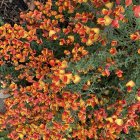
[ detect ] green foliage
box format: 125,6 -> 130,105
0,17 -> 4,26
119,128 -> 140,140
0,130 -> 11,140
0,0 -> 139,139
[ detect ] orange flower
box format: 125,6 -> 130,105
111,40 -> 118,46
16,54 -> 22,59
97,18 -> 105,26
109,47 -> 117,55
59,39 -> 66,45
78,111 -> 86,123
130,32 -> 140,41
115,70 -> 123,78
64,50 -> 71,55
102,9 -> 112,15
9,82 -> 17,90
102,69 -> 110,77
67,35 -> 74,42
49,59 -> 55,66
138,49 -> 140,54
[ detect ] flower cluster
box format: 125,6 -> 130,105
0,0 -> 140,140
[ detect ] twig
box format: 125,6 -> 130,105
0,0 -> 5,8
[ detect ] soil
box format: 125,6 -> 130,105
0,0 -> 46,26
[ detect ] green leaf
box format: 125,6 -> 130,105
0,130 -> 8,137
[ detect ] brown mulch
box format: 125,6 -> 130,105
0,0 -> 46,26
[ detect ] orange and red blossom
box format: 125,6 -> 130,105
97,16 -> 112,26
109,47 -> 117,55
126,80 -> 135,87
130,31 -> 140,41
111,19 -> 119,28
126,80 -> 135,92
133,5 -> 140,18
125,0 -> 133,7
111,40 -> 118,47
115,69 -> 123,78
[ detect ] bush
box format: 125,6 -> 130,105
0,0 -> 140,139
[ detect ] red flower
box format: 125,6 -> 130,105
127,86 -> 132,92
116,0 -> 121,5
125,0 -> 132,7
49,59 -> 55,66
97,18 -> 105,26
133,5 -> 140,18
102,69 -> 110,77
111,19 -> 119,28
111,40 -> 118,46
130,31 -> 140,41
115,70 -> 123,78
109,47 -> 117,55
123,126 -> 129,134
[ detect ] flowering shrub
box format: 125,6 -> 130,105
0,0 -> 140,140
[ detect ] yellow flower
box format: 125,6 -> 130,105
138,49 -> 140,54
39,80 -> 45,88
83,0 -> 87,2
55,81 -> 60,86
106,117 -> 113,123
85,26 -> 90,34
93,34 -> 99,41
73,75 -> 81,84
61,60 -> 68,69
104,16 -> 113,26
68,35 -> 74,42
86,39 -> 93,46
105,2 -> 114,9
49,30 -> 56,37
136,95 -> 140,101
115,119 -> 123,126
126,80 -> 135,87
59,69 -> 65,74
87,80 -> 91,86
91,28 -> 100,34
18,133 -> 24,139
80,99 -> 85,107
66,73 -> 72,79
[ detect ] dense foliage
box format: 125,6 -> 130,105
0,0 -> 140,139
